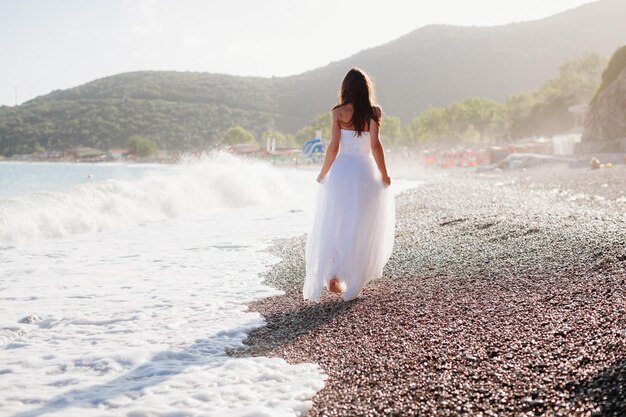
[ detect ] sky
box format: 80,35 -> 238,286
0,0 -> 595,106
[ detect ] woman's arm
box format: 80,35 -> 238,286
317,108 -> 341,183
370,106 -> 391,187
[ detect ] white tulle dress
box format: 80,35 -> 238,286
303,129 -> 395,302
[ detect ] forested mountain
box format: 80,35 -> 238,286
1,0 -> 625,155
312,0 -> 626,122
0,73 -> 280,154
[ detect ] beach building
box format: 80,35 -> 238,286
108,148 -> 127,161
65,147 -> 106,161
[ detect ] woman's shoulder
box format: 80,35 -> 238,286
372,104 -> 383,117
332,103 -> 352,112
331,103 -> 352,121
331,106 -> 342,121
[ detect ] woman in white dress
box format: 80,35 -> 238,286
303,68 -> 395,302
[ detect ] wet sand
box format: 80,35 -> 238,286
233,164 -> 626,416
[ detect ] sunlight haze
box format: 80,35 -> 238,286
1,1 -> 626,415
0,0 -> 596,106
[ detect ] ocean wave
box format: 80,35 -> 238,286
0,152 -> 290,243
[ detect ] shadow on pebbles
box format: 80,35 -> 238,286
230,170 -> 626,417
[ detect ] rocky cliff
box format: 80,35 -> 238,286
581,47 -> 626,153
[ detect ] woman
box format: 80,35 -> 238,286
303,68 -> 395,302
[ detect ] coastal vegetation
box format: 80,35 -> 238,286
222,126 -> 257,146
505,53 -> 606,139
261,129 -> 298,148
0,53 -> 607,156
0,83 -> 277,156
1,0 -> 624,157
127,135 -> 157,157
291,53 -> 607,146
293,113 -> 331,145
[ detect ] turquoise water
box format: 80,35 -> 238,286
0,162 -> 166,198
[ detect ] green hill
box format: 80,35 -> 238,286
1,0 -> 625,155
284,0 -> 625,123
0,72 -> 280,155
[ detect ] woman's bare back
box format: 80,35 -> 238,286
336,103 -> 382,132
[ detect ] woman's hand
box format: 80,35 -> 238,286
382,175 -> 391,187
317,173 -> 325,183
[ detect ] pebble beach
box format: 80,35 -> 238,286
234,163 -> 626,416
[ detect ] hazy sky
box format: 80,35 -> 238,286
0,0 -> 595,106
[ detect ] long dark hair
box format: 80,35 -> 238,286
333,68 -> 380,136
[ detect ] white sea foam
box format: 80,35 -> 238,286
0,153 -> 289,243
0,227 -> 326,416
0,155 -> 329,416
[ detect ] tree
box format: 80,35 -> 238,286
403,53 -> 606,144
127,135 -> 157,157
380,115 -> 403,146
33,142 -> 45,153
222,126 -> 256,145
407,107 -> 449,144
541,53 -> 606,103
406,97 -> 505,145
294,113 -> 331,144
506,53 -> 606,138
262,129 -> 297,148
449,97 -> 505,142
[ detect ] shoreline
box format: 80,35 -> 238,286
233,165 -> 626,416
0,156 -> 322,170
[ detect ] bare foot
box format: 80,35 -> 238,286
329,278 -> 343,295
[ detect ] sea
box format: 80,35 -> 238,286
0,153 -> 416,417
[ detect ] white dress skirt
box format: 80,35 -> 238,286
303,129 -> 396,301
